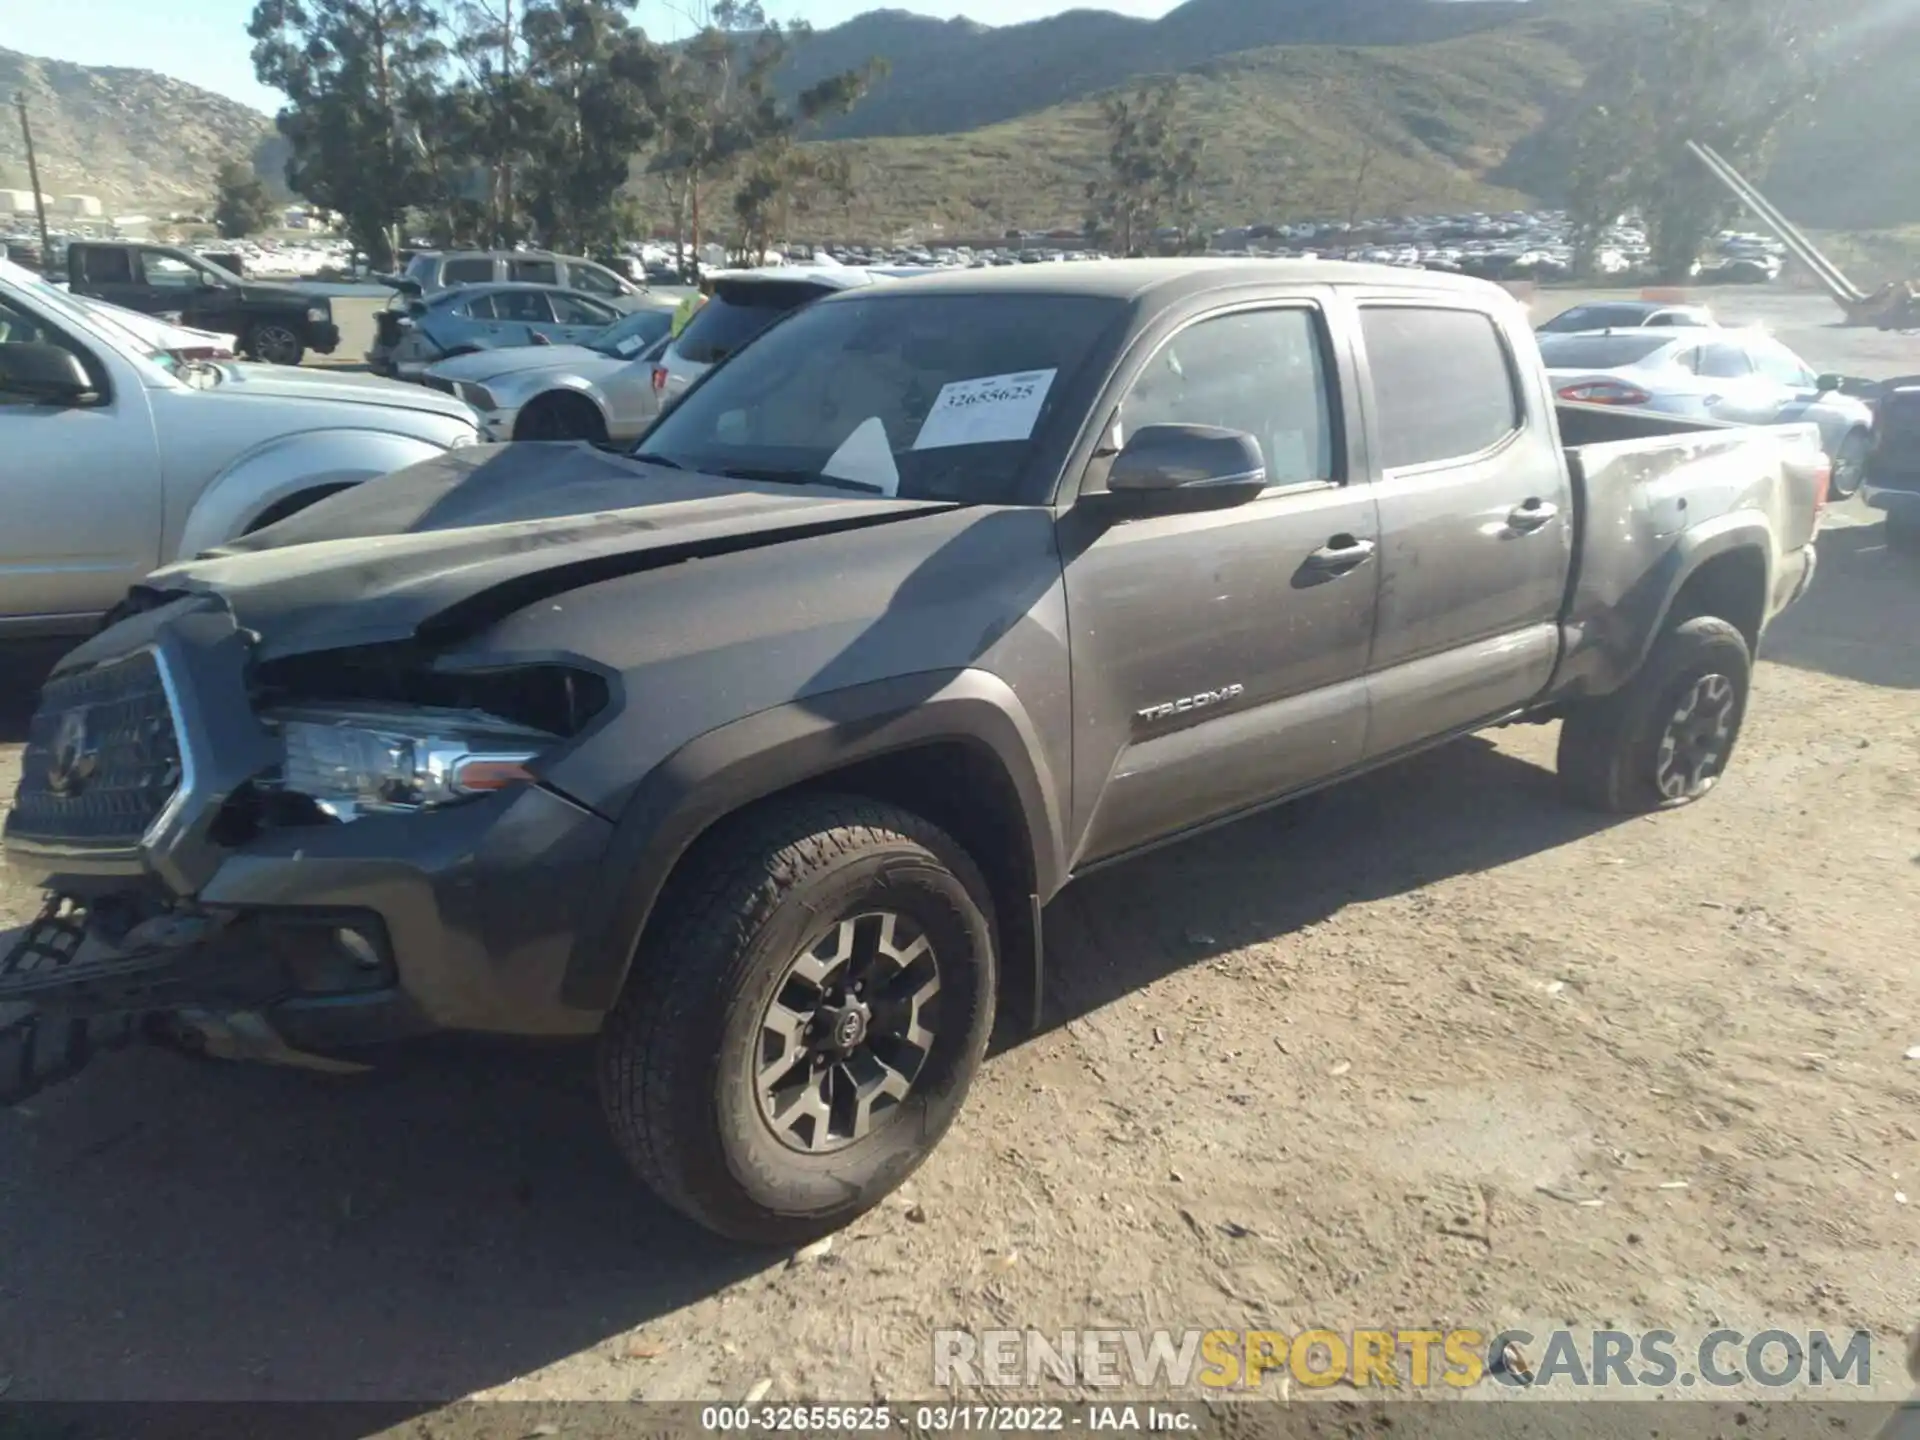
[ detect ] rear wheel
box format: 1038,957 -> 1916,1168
514,392 -> 609,444
598,795 -> 997,1245
245,323 -> 305,366
1558,616 -> 1752,813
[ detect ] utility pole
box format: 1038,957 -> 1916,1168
14,92 -> 53,274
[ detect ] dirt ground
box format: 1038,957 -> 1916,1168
0,292 -> 1917,1410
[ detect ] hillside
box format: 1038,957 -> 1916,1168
4,0 -> 1916,235
0,46 -> 272,213
784,0 -> 1544,142
769,23 -> 1584,239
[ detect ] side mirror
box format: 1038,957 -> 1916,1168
0,343 -> 96,405
1816,373 -> 1843,394
1103,424 -> 1267,513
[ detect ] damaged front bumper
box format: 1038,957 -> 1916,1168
2,594 -> 617,1104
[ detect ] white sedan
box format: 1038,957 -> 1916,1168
1540,327 -> 1876,496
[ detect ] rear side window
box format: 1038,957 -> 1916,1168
1360,306 -> 1522,469
456,293 -> 496,319
1693,344 -> 1752,379
675,281 -> 835,365
510,258 -> 560,286
551,291 -> 618,325
442,257 -> 495,285
493,289 -> 555,323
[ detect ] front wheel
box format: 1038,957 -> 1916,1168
1558,616 -> 1753,813
598,795 -> 998,1244
1829,429 -> 1870,501
245,323 -> 306,366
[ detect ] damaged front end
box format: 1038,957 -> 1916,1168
2,589 -> 619,1106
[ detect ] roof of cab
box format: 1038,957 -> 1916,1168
809,257 -> 1513,307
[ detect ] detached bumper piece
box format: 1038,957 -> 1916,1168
0,900 -> 156,1106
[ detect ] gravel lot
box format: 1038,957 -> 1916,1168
1,290 -> 1916,1408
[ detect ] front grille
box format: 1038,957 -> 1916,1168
9,651 -> 185,847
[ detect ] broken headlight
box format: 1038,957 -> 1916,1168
267,705 -> 555,821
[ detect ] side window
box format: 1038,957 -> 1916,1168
1114,308 -> 1335,487
569,263 -> 627,297
550,292 -> 618,325
1359,306 -> 1521,469
0,296 -> 100,407
494,290 -> 555,323
457,294 -> 496,320
442,257 -> 495,286
510,258 -> 561,286
78,248 -> 135,285
140,254 -> 202,290
1696,344 -> 1753,379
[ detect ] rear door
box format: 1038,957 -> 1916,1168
1353,297 -> 1572,757
1684,341 -> 1776,424
68,246 -> 152,313
488,288 -> 558,345
1063,296 -> 1382,865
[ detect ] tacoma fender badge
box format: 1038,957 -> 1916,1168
1137,684 -> 1246,724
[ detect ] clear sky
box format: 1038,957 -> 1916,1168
9,0 -> 1184,114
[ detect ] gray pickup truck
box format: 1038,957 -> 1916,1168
2,261 -> 1826,1243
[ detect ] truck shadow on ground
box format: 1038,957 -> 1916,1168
1027,733 -> 1615,1042
1761,517 -> 1920,690
0,732 -> 1614,1408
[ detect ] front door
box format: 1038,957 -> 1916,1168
0,291 -> 162,629
1352,301 -> 1574,756
1062,301 -> 1381,867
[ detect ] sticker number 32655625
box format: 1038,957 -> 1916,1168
912,369 -> 1058,452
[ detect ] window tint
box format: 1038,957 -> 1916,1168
675,281 -> 837,365
77,248 -> 135,285
456,293 -> 496,319
1361,306 -> 1521,469
1695,343 -> 1752,379
1749,340 -> 1811,386
492,290 -> 554,323
510,258 -> 560,286
442,257 -> 495,285
550,291 -> 618,325
1116,308 -> 1335,487
569,263 -> 627,296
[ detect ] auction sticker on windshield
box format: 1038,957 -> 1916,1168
913,370 -> 1057,451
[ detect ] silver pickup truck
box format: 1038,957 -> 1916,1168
0,261 -> 478,642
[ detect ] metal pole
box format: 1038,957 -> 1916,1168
15,93 -> 53,274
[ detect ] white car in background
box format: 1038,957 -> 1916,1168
1540,327 -> 1877,497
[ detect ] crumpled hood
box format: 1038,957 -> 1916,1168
146,442 -> 958,660
202,361 -> 476,422
427,345 -> 607,384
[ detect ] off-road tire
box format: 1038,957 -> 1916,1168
598,795 -> 998,1245
1558,616 -> 1753,814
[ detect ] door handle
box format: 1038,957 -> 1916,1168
1303,535 -> 1377,572
1507,499 -> 1558,533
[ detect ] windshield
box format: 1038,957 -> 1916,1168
1538,333 -> 1674,369
635,291 -> 1125,503
590,307 -> 675,359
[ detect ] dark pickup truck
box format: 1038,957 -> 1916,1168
64,241 -> 341,365
1,261 -> 1827,1243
